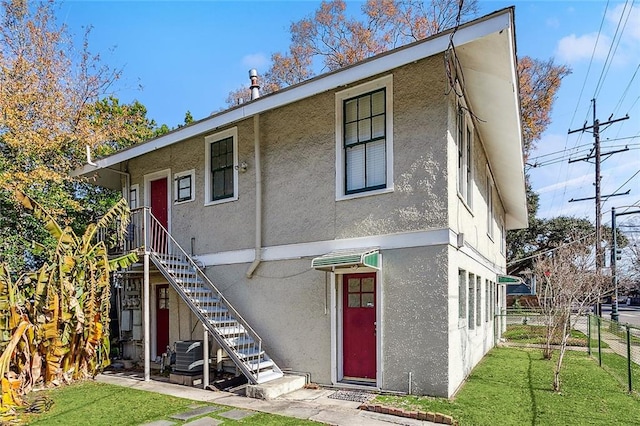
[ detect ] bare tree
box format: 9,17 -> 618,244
534,234 -> 609,392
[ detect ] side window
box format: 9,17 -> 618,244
458,269 -> 467,320
205,128 -> 238,205
457,103 -> 473,208
336,75 -> 393,200
476,275 -> 482,327
174,170 -> 195,204
468,272 -> 475,329
485,279 -> 490,322
487,171 -> 494,239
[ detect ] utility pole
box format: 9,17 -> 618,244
568,98 -> 629,316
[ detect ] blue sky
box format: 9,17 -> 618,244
58,1 -> 640,226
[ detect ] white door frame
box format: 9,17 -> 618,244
330,264 -> 383,388
143,169 -> 172,233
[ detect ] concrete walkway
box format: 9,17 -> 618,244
96,372 -> 436,425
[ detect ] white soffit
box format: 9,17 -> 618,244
456,26 -> 528,230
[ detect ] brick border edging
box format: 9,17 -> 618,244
358,403 -> 456,425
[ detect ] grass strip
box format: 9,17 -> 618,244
21,381 -> 318,425
376,347 -> 639,425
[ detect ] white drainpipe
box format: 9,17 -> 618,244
246,113 -> 262,278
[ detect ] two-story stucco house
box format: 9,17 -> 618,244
75,7 -> 527,398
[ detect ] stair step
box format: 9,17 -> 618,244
208,317 -> 238,326
216,325 -> 246,336
225,336 -> 255,347
236,346 -> 265,359
246,359 -> 275,371
175,277 -> 204,285
255,370 -> 284,384
192,296 -> 221,305
199,306 -> 228,315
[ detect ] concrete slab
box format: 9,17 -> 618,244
169,406 -> 220,421
184,417 -> 223,426
246,375 -> 306,400
218,409 -> 255,420
96,374 -> 439,425
139,421 -> 176,426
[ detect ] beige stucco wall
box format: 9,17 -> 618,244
119,53 -> 511,396
203,259 -> 333,384
380,245 -> 450,396
126,54 -> 449,254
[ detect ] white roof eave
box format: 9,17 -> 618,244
73,8 -> 527,229
73,9 -> 514,176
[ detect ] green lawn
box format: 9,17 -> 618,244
502,324 -> 590,347
376,347 -> 640,426
21,381 -> 318,425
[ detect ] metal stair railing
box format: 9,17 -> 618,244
128,207 -> 281,384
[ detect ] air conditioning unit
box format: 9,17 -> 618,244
173,340 -> 203,373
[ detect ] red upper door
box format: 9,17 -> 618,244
150,178 -> 168,229
343,273 -> 377,380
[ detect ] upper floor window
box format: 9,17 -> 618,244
174,170 -> 195,204
336,75 -> 393,200
457,104 -> 473,208
205,128 -> 238,205
487,171 -> 494,239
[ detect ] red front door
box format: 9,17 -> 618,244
156,285 -> 169,356
343,273 -> 377,380
150,178 -> 168,228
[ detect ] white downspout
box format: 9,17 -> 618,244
246,113 -> 262,278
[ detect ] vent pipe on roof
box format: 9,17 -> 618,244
249,69 -> 260,100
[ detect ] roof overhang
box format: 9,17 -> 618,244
72,8 -> 527,229
311,248 -> 380,271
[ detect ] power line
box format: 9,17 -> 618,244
593,0 -> 633,99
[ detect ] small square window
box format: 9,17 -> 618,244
174,170 -> 195,204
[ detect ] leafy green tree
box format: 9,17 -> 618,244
0,1 -> 167,270
0,191 -> 136,415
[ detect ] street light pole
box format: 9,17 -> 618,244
610,207 -> 640,322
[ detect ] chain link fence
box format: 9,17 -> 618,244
495,311 -> 640,394
495,310 -> 589,346
586,315 -> 640,393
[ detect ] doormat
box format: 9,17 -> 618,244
327,390 -> 376,403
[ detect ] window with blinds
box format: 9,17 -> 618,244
344,89 -> 387,194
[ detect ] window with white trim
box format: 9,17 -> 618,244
205,128 -> 238,205
336,75 -> 393,200
457,104 -> 473,207
458,269 -> 466,320
485,279 -> 490,322
468,272 -> 475,329
476,275 -> 482,327
174,170 -> 195,204
129,184 -> 139,209
487,171 -> 494,239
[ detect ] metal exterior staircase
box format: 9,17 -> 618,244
128,207 -> 283,384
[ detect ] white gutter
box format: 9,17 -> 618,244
246,113 -> 262,278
